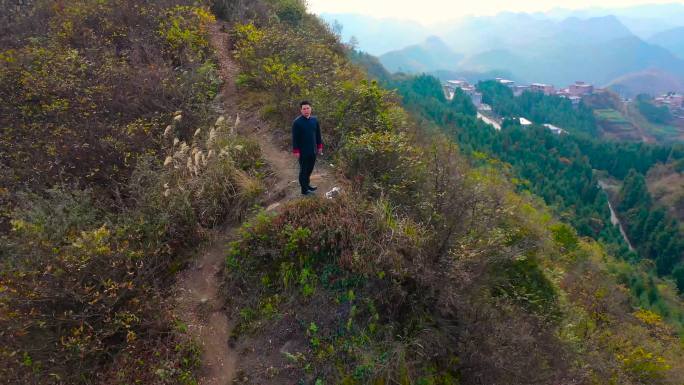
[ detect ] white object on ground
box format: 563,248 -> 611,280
325,187 -> 341,199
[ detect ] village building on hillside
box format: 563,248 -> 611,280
519,117 -> 533,126
513,85 -> 530,97
444,78 -> 597,114
443,80 -> 483,108
654,92 -> 684,119
544,123 -> 568,135
557,81 -> 595,105
496,78 -> 515,87
470,92 -> 483,108
530,83 -> 555,95
654,93 -> 684,109
569,81 -> 594,96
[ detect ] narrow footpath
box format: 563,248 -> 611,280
173,20 -> 337,385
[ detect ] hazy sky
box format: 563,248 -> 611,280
307,0 -> 684,24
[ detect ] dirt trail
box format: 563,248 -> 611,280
207,21 -> 336,205
173,21 -> 337,385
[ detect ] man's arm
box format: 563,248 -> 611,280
315,119 -> 323,154
292,120 -> 300,157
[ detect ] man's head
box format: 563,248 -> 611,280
300,101 -> 312,118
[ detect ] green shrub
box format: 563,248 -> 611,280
159,5 -> 216,65
617,346 -> 672,382
550,223 -> 579,252
493,257 -> 560,318
231,20 -> 386,147
268,0 -> 306,26
339,131 -> 425,208
672,263 -> 684,292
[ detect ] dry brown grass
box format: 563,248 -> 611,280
647,163 -> 684,222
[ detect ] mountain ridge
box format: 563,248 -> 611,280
649,26 -> 684,60
379,35 -> 463,73
377,15 -> 684,95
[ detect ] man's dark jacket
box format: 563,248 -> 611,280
292,115 -> 323,156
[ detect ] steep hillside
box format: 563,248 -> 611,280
0,1 -> 265,383
215,1 -> 684,384
607,69 -> 684,98
3,1 -> 684,384
647,163 -> 684,223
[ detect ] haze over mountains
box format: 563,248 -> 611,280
321,3 -> 684,96
378,36 -> 463,73
649,27 -> 684,59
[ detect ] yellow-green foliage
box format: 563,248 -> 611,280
231,18 -> 377,146
340,131 -> 425,206
267,0 -> 306,25
0,112 -> 264,384
159,5 -> 216,64
222,2 -> 684,384
0,0 -> 220,217
618,346 -> 672,382
634,309 -> 664,326
556,239 -> 684,383
0,1 -> 264,383
0,191 -> 196,383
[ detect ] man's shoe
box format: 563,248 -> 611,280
307,185 -> 317,191
302,190 -> 316,196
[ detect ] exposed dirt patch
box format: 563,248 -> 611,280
175,235 -> 237,385
647,163 -> 684,222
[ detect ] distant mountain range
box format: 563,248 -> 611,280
458,33 -> 684,89
543,3 -> 684,38
320,5 -> 684,96
378,36 -> 463,73
649,27 -> 684,60
607,69 -> 684,98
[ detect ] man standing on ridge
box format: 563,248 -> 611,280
292,100 -> 323,195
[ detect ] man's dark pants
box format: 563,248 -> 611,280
298,154 -> 316,194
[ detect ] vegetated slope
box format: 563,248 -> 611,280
0,1 -> 266,383
607,69 -> 684,99
385,71 -> 684,303
647,163 -> 684,223
584,89 -> 684,144
218,1 -> 684,384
